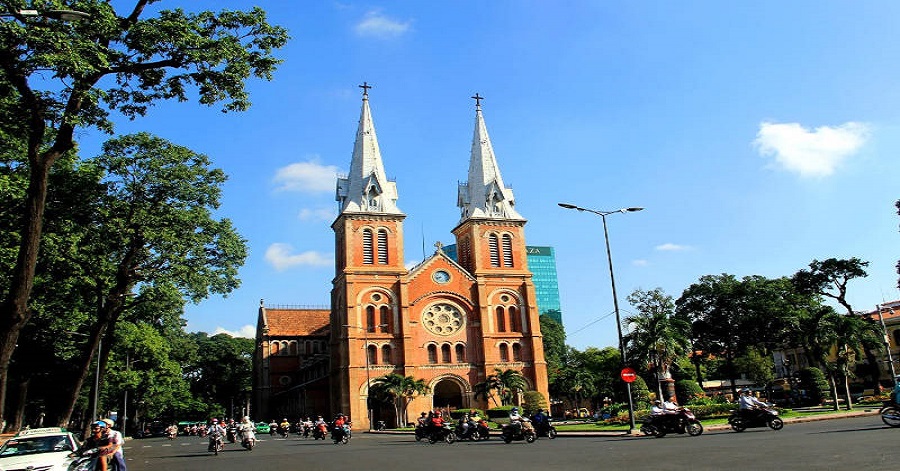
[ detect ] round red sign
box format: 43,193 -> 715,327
620,367 -> 637,383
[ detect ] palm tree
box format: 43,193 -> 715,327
821,313 -> 883,410
473,379 -> 501,408
492,368 -> 528,405
624,288 -> 691,401
370,374 -> 430,428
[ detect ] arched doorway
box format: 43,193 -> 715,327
432,379 -> 464,411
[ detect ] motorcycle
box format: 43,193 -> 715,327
455,421 -> 480,441
332,424 -> 350,444
414,424 -> 428,442
207,433 -> 224,455
67,447 -> 120,471
879,401 -> 900,427
374,420 -> 387,431
313,423 -> 328,440
500,421 -> 536,444
166,428 -> 178,440
533,418 -> 557,439
241,429 -> 256,451
728,406 -> 784,432
640,408 -> 704,438
269,423 -> 278,436
226,425 -> 237,443
278,424 -> 290,438
426,424 -> 457,444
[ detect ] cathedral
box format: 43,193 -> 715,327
253,87 -> 549,429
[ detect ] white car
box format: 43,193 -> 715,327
0,426 -> 79,470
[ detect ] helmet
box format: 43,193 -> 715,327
211,418 -> 218,423
742,388 -> 751,393
101,418 -> 114,427
511,407 -> 518,412
435,411 -> 442,417
93,420 -> 107,428
420,412 -> 427,417
243,416 -> 250,422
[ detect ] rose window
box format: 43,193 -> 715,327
422,303 -> 464,336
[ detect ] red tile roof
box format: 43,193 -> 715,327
263,308 -> 330,337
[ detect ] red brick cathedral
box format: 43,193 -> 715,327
254,88 -> 548,429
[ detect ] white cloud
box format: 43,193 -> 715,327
754,121 -> 870,177
298,207 -> 335,222
273,159 -> 340,193
655,243 -> 690,251
632,259 -> 649,266
265,243 -> 332,271
354,10 -> 411,38
213,325 -> 256,338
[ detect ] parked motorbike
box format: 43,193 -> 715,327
533,418 -> 557,439
640,408 -> 704,438
880,401 -> 900,427
427,424 -> 457,444
500,422 -> 536,444
728,406 -> 784,432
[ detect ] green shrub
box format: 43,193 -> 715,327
630,376 -> 651,409
487,406 -> 516,424
676,380 -> 705,404
799,367 -> 830,404
522,391 -> 548,415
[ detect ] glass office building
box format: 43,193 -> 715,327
443,244 -> 563,326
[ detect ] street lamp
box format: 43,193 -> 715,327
1,9 -> 91,21
343,323 -> 388,431
558,202 -> 643,433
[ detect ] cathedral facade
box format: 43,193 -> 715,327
254,89 -> 548,429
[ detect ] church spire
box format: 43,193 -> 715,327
336,83 -> 402,215
457,93 -> 523,222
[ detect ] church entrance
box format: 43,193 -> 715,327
432,379 -> 464,411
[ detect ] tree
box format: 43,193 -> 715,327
539,315 -> 566,384
793,258 -> 869,316
819,313 -> 882,410
624,288 -> 691,401
0,0 -> 287,426
491,368 -> 528,406
369,374 -> 429,428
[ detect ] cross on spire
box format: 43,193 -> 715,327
434,241 -> 444,252
359,81 -> 372,98
471,93 -> 484,109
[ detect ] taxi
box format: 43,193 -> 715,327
0,427 -> 79,470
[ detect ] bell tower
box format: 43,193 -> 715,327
331,83 -> 406,428
453,93 -> 548,399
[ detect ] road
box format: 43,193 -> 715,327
123,416 -> 898,471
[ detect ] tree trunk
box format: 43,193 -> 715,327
10,379 -> 29,432
828,374 -> 839,410
57,324 -> 107,427
842,373 -> 853,411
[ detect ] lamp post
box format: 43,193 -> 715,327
343,323 -> 388,431
876,304 -> 898,388
558,202 -> 643,432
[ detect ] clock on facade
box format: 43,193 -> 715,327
432,270 -> 450,283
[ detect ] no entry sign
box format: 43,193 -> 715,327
620,367 -> 637,383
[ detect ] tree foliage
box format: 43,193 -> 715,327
0,0 -> 287,428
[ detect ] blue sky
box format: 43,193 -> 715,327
83,1 -> 899,350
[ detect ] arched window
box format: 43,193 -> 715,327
512,343 -> 522,361
893,329 -> 900,347
427,345 -> 438,364
367,344 -> 378,365
289,341 -> 298,355
366,306 -> 376,332
455,344 -> 466,363
502,234 -> 514,267
508,305 -> 519,332
460,237 -> 471,271
270,342 -> 280,356
377,229 -> 388,264
381,345 -> 392,364
496,306 -> 506,332
489,234 -> 500,267
441,344 -> 452,363
499,344 -> 509,362
362,229 -> 374,264
380,305 -> 391,333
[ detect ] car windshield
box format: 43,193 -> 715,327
0,436 -> 73,457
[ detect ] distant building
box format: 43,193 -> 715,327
253,90 -> 549,429
859,300 -> 900,387
444,244 -> 563,326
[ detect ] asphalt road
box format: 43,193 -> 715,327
123,416 -> 899,471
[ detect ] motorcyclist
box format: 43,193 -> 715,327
531,408 -> 548,431
739,388 -> 767,420
651,400 -> 666,416
416,412 -> 428,427
71,421 -> 113,471
166,423 -> 178,438
239,416 -> 256,447
458,413 -> 471,437
508,407 -> 531,435
207,418 -> 226,452
279,418 -> 291,436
